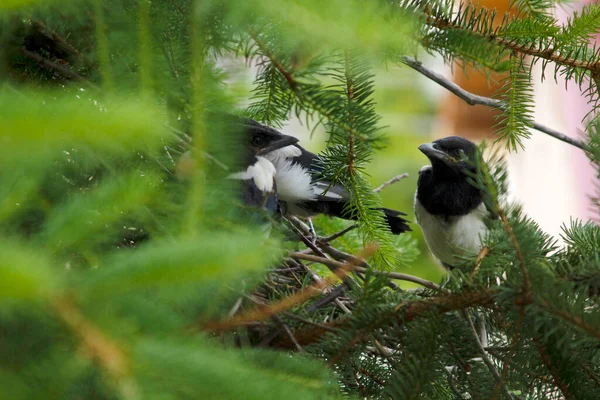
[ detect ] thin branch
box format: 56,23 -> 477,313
289,251 -> 443,292
274,315 -> 304,352
204,246 -> 375,332
423,7 -> 600,76
20,47 -> 101,90
463,311 -> 514,399
399,56 -> 587,151
272,289 -> 496,349
538,300 -> 600,341
282,312 -> 342,332
320,224 -> 358,243
373,173 -> 409,193
354,266 -> 444,292
533,337 -> 573,400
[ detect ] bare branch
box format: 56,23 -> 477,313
399,56 -> 588,151
374,173 -> 409,193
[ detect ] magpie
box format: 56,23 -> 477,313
226,120 -> 299,216
414,136 -> 495,269
237,118 -> 411,234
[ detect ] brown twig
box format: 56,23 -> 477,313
373,173 -> 409,193
462,311 -> 514,399
354,266 -> 444,292
274,315 -> 304,352
399,56 -> 587,151
423,5 -> 600,77
272,289 -> 496,350
538,300 -> 600,341
320,224 -> 358,243
204,246 -> 376,332
20,47 -> 100,90
534,337 -> 573,400
326,290 -> 496,364
282,312 -> 342,332
289,252 -> 443,292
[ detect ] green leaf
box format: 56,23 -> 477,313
0,90 -> 171,161
0,240 -> 58,302
135,338 -> 339,400
42,171 -> 163,252
77,232 -> 280,297
0,0 -> 40,9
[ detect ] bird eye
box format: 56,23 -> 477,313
251,135 -> 264,147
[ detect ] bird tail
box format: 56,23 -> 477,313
379,207 -> 411,234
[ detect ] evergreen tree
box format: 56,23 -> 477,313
1,0 -> 600,399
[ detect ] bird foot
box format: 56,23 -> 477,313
306,218 -> 318,244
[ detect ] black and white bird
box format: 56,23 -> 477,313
414,136 -> 495,269
238,118 -> 411,234
226,119 -> 299,217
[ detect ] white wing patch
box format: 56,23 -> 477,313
414,195 -> 488,266
264,149 -> 316,202
311,181 -> 344,199
418,165 -> 432,175
227,156 -> 276,192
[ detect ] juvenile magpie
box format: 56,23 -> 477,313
238,118 -> 411,234
414,136 -> 495,269
226,120 -> 299,215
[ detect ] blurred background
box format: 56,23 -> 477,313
221,0 -> 599,284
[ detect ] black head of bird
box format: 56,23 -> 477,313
417,136 -> 478,180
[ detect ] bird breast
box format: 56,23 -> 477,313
414,197 -> 488,267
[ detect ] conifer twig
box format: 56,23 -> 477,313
289,252 -> 443,291
20,47 -> 101,90
320,224 -> 358,242
463,311 -> 514,399
422,7 -> 600,77
533,337 -> 573,400
373,173 -> 409,193
399,56 -> 587,151
204,246 -> 375,332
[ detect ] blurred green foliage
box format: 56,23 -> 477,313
3,0 -> 600,399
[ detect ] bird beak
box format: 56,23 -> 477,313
259,134 -> 299,154
418,143 -> 454,164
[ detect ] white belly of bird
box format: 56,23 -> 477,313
414,199 -> 488,267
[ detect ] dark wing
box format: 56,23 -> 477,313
292,147 -> 410,234
291,146 -> 351,202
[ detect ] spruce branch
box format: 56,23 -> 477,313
538,299 -> 600,341
271,289 -> 496,350
463,311 -> 514,400
533,337 -> 574,400
398,56 -> 587,151
52,296 -> 141,400
420,2 -> 600,76
19,47 -> 100,90
246,30 -> 376,146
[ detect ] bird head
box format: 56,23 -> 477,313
246,125 -> 299,156
211,113 -> 299,168
418,136 -> 478,177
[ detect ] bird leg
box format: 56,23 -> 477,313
306,217 -> 317,243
